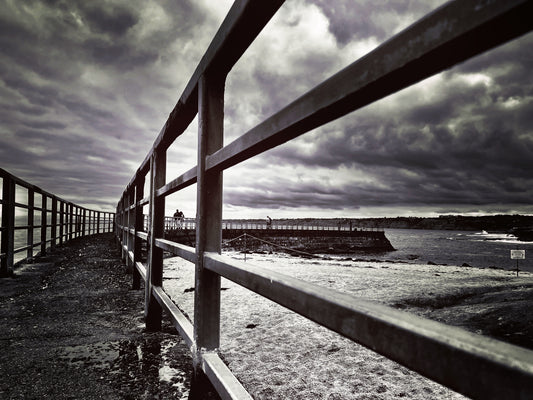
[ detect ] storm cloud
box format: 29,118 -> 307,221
1,0 -> 532,218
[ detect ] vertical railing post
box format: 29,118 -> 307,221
68,203 -> 73,241
87,209 -> 90,236
97,211 -> 101,235
126,188 -> 133,272
1,173 -> 15,277
73,206 -> 77,238
193,73 -> 224,383
73,206 -> 77,237
145,149 -> 166,330
121,195 -> 127,262
115,203 -> 121,251
59,201 -> 64,245
82,209 -> 87,237
51,196 -> 57,249
27,188 -> 34,260
133,176 -> 145,290
79,207 -> 83,237
40,194 -> 47,255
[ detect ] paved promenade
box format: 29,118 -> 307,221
0,234 -> 194,399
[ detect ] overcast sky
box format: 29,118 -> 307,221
1,0 -> 532,219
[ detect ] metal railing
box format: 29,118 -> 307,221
162,216 -> 383,232
115,1 -> 533,399
0,168 -> 115,276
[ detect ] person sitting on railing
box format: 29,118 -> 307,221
266,216 -> 272,229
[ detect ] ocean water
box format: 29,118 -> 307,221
373,228 -> 533,272
226,228 -> 533,272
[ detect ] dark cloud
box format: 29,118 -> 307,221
238,30 -> 533,213
81,5 -> 138,36
1,0 -> 531,216
308,0 -> 444,45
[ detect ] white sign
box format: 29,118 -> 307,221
510,250 -> 525,260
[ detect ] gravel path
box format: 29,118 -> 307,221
0,234 -> 194,400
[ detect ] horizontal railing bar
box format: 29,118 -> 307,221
13,224 -> 60,230
136,231 -> 148,241
154,238 -> 196,264
14,245 -> 32,254
0,169 -> 98,211
125,0 -> 285,190
204,252 -> 533,400
202,353 -> 253,400
152,285 -> 194,347
140,196 -> 150,206
206,0 -> 533,173
12,235 -> 66,254
135,261 -> 147,282
156,166 -> 197,198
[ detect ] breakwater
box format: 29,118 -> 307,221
165,227 -> 394,254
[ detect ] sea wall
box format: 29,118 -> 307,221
222,231 -> 394,254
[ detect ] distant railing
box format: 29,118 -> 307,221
162,216 -> 384,232
0,168 -> 115,276
115,1 -> 533,399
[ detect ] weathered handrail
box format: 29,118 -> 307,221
115,1 -> 533,399
0,168 -> 115,276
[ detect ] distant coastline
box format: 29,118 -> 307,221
226,215 -> 533,240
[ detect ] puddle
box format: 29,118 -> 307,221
158,340 -> 190,397
58,335 -> 192,398
59,342 -> 119,369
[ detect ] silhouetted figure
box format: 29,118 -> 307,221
173,209 -> 184,229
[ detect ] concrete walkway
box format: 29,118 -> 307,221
0,234 -> 193,400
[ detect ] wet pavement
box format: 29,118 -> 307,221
0,234 -> 193,399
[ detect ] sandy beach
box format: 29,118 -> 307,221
164,252 -> 533,399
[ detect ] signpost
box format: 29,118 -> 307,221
510,249 -> 525,276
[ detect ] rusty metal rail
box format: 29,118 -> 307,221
0,168 -> 114,276
115,1 -> 533,399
